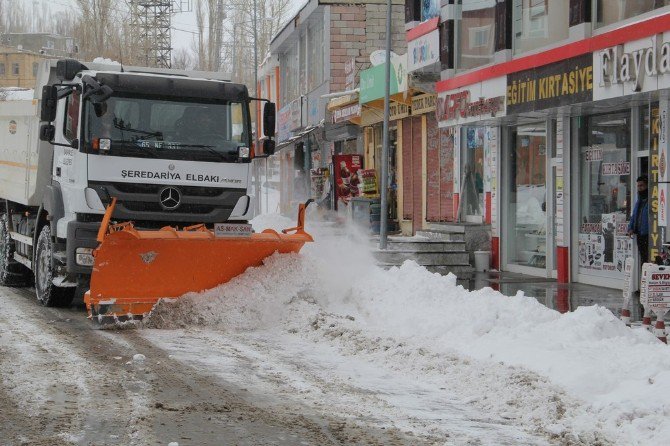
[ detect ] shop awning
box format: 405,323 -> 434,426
328,93 -> 362,125
275,120 -> 325,151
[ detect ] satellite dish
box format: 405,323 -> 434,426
370,49 -> 398,66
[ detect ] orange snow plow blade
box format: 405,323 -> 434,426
85,198 -> 313,321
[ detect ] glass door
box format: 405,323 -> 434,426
461,127 -> 485,222
505,122 -> 548,273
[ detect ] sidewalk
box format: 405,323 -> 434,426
457,271 -> 641,319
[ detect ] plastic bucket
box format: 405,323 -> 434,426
474,250 -> 491,272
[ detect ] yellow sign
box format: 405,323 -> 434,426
411,93 -> 436,115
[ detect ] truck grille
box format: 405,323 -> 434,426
109,182 -> 224,198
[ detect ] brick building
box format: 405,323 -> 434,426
263,0 -> 405,214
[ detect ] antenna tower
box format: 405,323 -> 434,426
128,1 -> 191,68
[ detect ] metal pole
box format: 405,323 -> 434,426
253,0 -> 261,214
379,0 -> 392,250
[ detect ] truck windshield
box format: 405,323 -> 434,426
84,94 -> 249,162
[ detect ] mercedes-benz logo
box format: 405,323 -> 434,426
159,187 -> 181,210
168,163 -> 175,171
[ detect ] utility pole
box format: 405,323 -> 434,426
253,0 -> 261,214
379,0 -> 392,250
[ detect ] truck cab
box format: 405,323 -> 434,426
0,59 -> 276,306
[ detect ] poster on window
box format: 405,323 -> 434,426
578,233 -> 605,270
614,236 -> 633,273
333,154 -> 362,209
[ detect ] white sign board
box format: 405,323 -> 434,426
660,100 -> 669,227
622,257 -> 635,302
407,28 -> 440,72
642,264 -> 670,314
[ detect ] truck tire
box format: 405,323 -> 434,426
34,225 -> 74,307
0,214 -> 32,286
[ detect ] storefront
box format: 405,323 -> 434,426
434,14 -> 670,289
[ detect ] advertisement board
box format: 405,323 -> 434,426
333,154 -> 363,209
506,53 -> 593,114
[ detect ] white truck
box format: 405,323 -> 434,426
0,58 -> 276,307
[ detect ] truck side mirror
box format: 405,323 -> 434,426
263,102 -> 275,138
40,85 -> 58,122
39,124 -> 55,142
261,138 -> 275,157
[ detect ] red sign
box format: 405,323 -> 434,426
333,154 -> 362,209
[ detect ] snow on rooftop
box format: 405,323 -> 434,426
91,57 -> 121,66
146,212 -> 670,444
0,87 -> 34,101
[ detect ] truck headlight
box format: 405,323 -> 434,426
238,146 -> 250,159
76,247 -> 95,266
99,138 -> 111,153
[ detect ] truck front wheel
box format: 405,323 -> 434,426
34,225 -> 74,307
0,214 -> 32,286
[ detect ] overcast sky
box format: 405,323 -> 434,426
44,0 -> 305,52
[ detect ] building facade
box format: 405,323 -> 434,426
265,0 -> 405,214
0,33 -> 77,88
403,0 -> 670,290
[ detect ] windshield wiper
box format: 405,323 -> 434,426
175,144 -> 230,161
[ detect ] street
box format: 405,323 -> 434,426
0,284 -> 574,446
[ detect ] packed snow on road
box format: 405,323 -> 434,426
137,212 -> 670,445
2,211 -> 669,445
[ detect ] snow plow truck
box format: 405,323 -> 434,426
0,59 -> 312,321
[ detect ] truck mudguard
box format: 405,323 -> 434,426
42,183 -> 64,232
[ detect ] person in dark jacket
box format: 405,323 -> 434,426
627,175 -> 649,264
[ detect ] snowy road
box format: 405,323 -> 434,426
2,216 -> 669,445
1,285 -> 552,446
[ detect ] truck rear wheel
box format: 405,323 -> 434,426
0,214 -> 32,286
34,225 -> 74,307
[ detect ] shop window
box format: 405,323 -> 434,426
512,0 -> 568,55
594,0 -> 670,29
506,123 -> 547,269
577,112 -> 632,277
12,63 -> 19,75
307,20 -> 324,91
456,1 -> 496,71
0,63 -> 5,75
421,0 -> 439,21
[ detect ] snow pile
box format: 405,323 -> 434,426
91,57 -> 121,66
147,213 -> 670,444
0,87 -> 34,101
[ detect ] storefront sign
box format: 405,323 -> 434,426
601,161 -> 630,175
332,103 -> 361,123
660,101 -> 670,228
411,93 -> 436,115
585,146 -> 603,161
507,53 -> 593,114
642,265 -> 670,312
650,105 -> 665,259
436,90 -> 504,123
289,98 -> 302,131
598,35 -> 670,92
407,28 -> 440,72
360,53 -> 408,104
361,102 -> 409,126
277,103 -> 293,143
